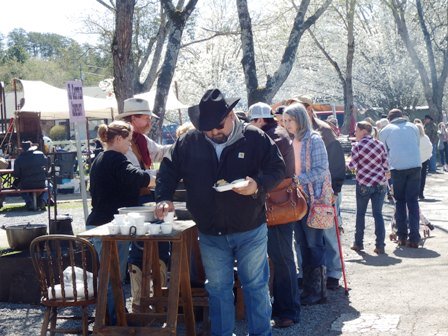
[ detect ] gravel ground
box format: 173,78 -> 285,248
1,173 -> 447,335
0,194 -> 353,336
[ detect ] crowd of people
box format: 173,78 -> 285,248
80,89 -> 447,335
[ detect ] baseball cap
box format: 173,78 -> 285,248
247,102 -> 273,120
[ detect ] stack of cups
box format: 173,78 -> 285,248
127,213 -> 146,235
161,211 -> 175,234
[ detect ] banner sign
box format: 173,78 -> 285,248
66,80 -> 86,123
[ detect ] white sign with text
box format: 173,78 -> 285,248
66,80 -> 86,123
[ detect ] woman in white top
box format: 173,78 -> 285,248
415,123 -> 433,199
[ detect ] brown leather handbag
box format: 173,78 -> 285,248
265,177 -> 308,226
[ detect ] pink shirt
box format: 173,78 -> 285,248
292,138 -> 302,176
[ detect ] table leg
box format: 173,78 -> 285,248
109,242 -> 127,326
151,242 -> 163,313
32,192 -> 37,210
94,241 -> 112,330
140,241 -> 154,313
166,241 -> 182,330
180,239 -> 196,336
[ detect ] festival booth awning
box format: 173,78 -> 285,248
135,87 -> 189,111
15,80 -> 188,121
17,79 -> 118,120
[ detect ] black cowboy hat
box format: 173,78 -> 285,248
188,89 -> 240,131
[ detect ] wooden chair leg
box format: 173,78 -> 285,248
49,307 -> 57,336
82,306 -> 89,336
235,284 -> 245,321
40,307 -> 51,336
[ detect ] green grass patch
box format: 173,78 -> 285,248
0,204 -> 27,213
0,200 -> 84,213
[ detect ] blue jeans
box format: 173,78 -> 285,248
267,223 -> 300,322
429,145 -> 437,172
199,225 -> 272,336
20,180 -> 51,207
294,210 -> 325,270
355,183 -> 387,248
391,168 -> 421,243
91,235 -> 129,325
324,193 -> 342,279
439,142 -> 448,165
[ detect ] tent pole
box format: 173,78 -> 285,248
85,118 -> 92,173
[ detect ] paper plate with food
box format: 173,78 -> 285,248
213,178 -> 249,192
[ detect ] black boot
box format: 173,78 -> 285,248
301,266 -> 327,305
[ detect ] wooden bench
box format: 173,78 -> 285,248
0,188 -> 48,210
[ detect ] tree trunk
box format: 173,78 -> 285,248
151,0 -> 198,141
389,0 -> 448,122
112,0 -> 136,113
237,0 -> 332,105
342,0 -> 356,134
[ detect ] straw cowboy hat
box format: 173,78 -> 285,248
295,95 -> 313,106
115,98 -> 159,120
188,89 -> 240,131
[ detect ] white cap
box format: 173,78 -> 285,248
248,102 -> 273,120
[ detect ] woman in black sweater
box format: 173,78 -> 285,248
87,120 -> 151,324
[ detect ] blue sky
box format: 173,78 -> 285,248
0,0 -> 103,44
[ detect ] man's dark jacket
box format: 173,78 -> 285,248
13,149 -> 48,189
262,122 -> 295,177
311,117 -> 346,194
156,121 -> 286,235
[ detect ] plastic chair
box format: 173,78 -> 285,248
30,235 -> 98,336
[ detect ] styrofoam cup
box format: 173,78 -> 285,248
120,224 -> 132,235
114,214 -> 127,225
108,224 -> 120,235
163,211 -> 175,223
148,224 -> 161,235
161,223 -> 173,234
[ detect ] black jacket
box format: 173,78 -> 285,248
156,120 -> 286,235
87,150 -> 151,226
13,149 -> 48,189
262,122 -> 295,177
312,117 -> 346,194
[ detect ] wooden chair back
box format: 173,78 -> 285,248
30,234 -> 98,306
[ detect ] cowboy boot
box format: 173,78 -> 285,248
301,266 -> 327,305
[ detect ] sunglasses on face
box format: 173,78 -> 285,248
214,115 -> 229,130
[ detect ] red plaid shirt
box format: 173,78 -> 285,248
348,136 -> 389,186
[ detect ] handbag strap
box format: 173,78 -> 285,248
305,136 -> 332,204
304,137 -> 316,202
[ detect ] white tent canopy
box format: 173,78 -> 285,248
135,87 -> 189,111
18,80 -> 118,120
16,79 -> 188,121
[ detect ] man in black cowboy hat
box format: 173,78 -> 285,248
155,89 -> 286,335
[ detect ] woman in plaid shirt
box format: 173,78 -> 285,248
283,103 -> 331,306
348,121 -> 390,254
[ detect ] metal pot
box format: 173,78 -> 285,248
1,223 -> 47,250
118,205 -> 156,222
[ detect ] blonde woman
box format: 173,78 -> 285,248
283,103 -> 330,305
87,120 -> 152,324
